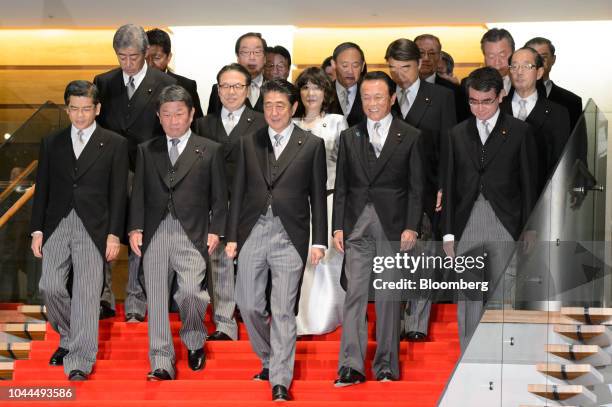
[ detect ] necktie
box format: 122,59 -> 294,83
273,134 -> 282,159
74,129 -> 85,159
517,99 -> 528,121
169,138 -> 180,166
399,88 -> 410,118
481,121 -> 490,145
371,122 -> 383,158
249,82 -> 259,107
224,112 -> 235,135
127,76 -> 136,100
339,88 -> 350,115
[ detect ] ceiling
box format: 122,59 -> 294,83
2,0 -> 612,27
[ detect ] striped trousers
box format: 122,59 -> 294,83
456,195 -> 515,352
143,214 -> 209,378
39,209 -> 104,375
209,241 -> 238,339
235,207 -> 304,389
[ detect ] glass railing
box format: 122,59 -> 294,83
0,102 -> 68,303
439,99 -> 609,406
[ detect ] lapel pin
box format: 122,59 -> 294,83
247,117 -> 252,123
545,109 -> 550,114
322,122 -> 327,127
148,88 -> 152,94
425,97 -> 431,103
298,139 -> 303,145
99,142 -> 104,147
501,129 -> 507,136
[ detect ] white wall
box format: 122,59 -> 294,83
169,25 -> 295,113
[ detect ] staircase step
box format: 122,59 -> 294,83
0,342 -> 30,359
527,383 -> 596,404
0,361 -> 13,379
561,306 -> 612,324
545,343 -> 611,366
536,362 -> 603,385
554,324 -> 611,346
17,304 -> 47,321
1,322 -> 46,340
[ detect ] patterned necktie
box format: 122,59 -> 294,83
249,82 -> 259,107
169,138 -> 180,166
74,129 -> 85,159
224,112 -> 235,135
517,99 -> 528,121
481,120 -> 490,145
273,134 -> 282,159
399,88 -> 410,118
371,122 -> 383,158
127,76 -> 136,100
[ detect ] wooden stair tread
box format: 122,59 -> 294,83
1,323 -> 46,340
561,307 -> 612,324
0,342 -> 31,359
536,363 -> 591,380
528,384 -> 586,401
0,361 -> 14,380
17,304 -> 46,320
554,324 -> 606,340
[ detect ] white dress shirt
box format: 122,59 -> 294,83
335,81 -> 358,116
122,62 -> 148,91
71,121 -> 96,157
511,89 -> 538,120
366,112 -> 393,149
221,105 -> 246,134
166,129 -> 191,157
396,78 -> 421,118
249,74 -> 264,107
424,73 -> 436,84
443,109 -> 501,243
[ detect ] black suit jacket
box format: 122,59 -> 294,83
545,80 -> 583,132
93,66 -> 176,171
436,74 -> 470,122
392,81 -> 457,218
207,84 -> 263,116
227,125 -> 327,265
442,114 -> 538,241
129,133 -> 227,260
333,118 -> 424,242
328,82 -> 366,127
192,107 -> 266,197
30,126 -> 129,258
500,89 -> 570,193
167,71 -> 203,119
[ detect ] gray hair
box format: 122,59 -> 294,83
113,24 -> 149,54
157,85 -> 193,111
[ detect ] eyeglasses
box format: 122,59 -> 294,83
509,63 -> 538,71
219,83 -> 248,91
239,49 -> 264,57
468,98 -> 498,106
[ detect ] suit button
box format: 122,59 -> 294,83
480,184 -> 484,191
127,103 -> 131,108
74,167 -> 78,172
170,178 -> 174,182
73,183 -> 77,188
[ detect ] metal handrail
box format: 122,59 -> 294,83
0,184 -> 35,229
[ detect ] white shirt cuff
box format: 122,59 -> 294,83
312,244 -> 327,250
443,234 -> 454,242
31,231 -> 43,237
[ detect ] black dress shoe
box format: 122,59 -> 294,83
376,370 -> 396,382
406,331 -> 427,341
253,368 -> 269,381
125,313 -> 145,323
334,367 -> 366,387
207,331 -> 233,341
187,348 -> 206,371
147,369 -> 173,381
99,302 -> 116,320
272,385 -> 291,401
49,347 -> 69,366
68,369 -> 88,381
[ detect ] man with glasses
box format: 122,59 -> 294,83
442,67 -> 538,351
415,34 -> 469,121
208,32 -> 267,115
264,45 -> 291,81
30,80 -> 128,380
525,37 -> 583,131
502,47 -> 570,194
192,63 -> 266,341
94,23 -> 176,322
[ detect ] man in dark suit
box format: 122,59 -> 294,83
525,37 -> 583,131
502,47 -> 570,194
145,28 -> 204,118
264,45 -> 291,81
30,80 -> 128,380
414,34 -> 469,122
385,38 -> 457,341
207,32 -> 267,115
332,71 -> 424,386
192,63 -> 266,341
442,67 -> 538,351
225,79 -> 327,401
328,42 -> 367,126
94,24 -> 176,321
129,85 -> 227,380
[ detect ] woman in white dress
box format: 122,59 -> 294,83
293,67 -> 349,335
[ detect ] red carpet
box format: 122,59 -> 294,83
3,304 -> 459,406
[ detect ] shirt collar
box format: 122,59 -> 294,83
336,81 -> 358,95
221,104 -> 246,119
166,129 -> 191,144
71,121 -> 97,140
251,74 -> 264,87
425,73 -> 436,84
481,108 -> 501,129
367,112 -> 393,134
123,61 -> 148,86
268,122 -> 294,141
512,88 -> 538,104
400,77 -> 421,95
